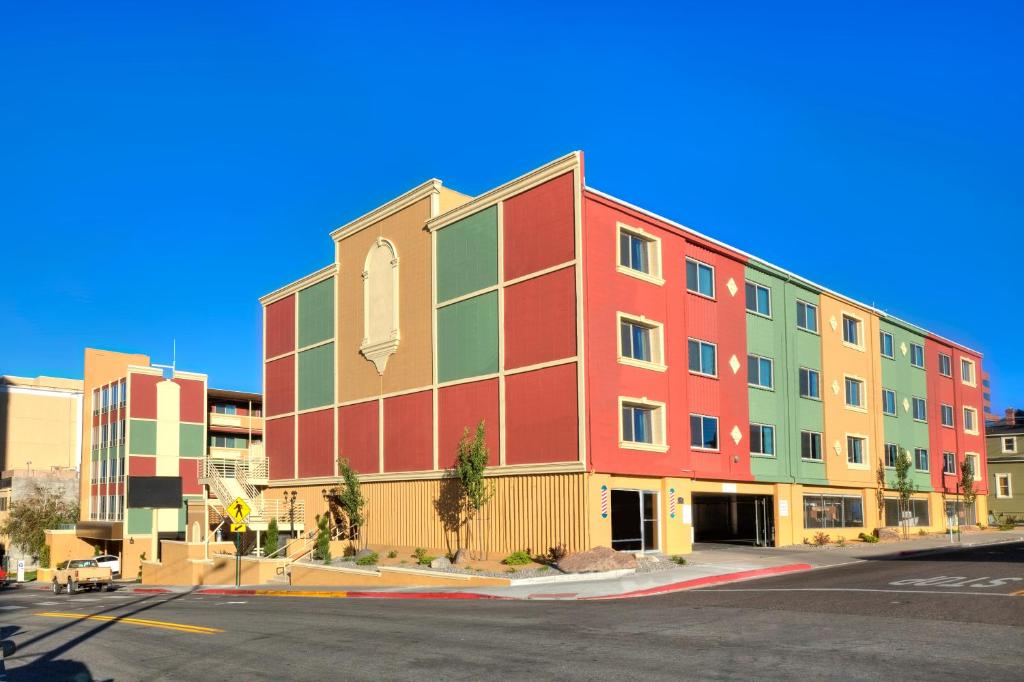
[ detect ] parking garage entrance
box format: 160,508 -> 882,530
693,493 -> 775,546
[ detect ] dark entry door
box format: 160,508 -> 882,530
693,493 -> 775,546
611,490 -> 659,552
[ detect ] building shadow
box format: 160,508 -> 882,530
433,475 -> 464,557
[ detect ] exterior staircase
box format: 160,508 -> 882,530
199,453 -> 305,532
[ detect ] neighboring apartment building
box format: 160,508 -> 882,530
0,375 -> 82,567
258,152 -> 988,557
986,408 -> 1024,523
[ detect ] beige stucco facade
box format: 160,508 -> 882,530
0,375 -> 83,473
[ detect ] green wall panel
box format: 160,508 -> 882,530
438,292 -> 499,382
126,508 -> 153,535
129,419 -> 157,456
437,206 -> 498,303
298,342 -> 335,411
298,277 -> 335,348
879,320 -> 932,492
179,423 -> 205,458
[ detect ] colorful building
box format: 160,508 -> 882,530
985,408 -> 1024,523
259,152 -> 988,557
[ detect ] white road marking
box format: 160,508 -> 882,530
218,601 -> 248,605
36,601 -> 59,606
0,605 -> 25,611
699,587 -> 1019,597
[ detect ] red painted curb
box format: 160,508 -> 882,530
345,591 -> 507,600
583,563 -> 814,600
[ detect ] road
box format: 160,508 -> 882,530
2,542 -> 1021,681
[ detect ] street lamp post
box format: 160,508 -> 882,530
283,489 -> 297,538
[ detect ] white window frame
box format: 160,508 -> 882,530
942,452 -> 957,475
618,396 -> 668,452
1002,436 -> 1017,454
687,337 -> 718,378
883,442 -> 899,469
914,447 -> 929,472
965,452 -> 980,479
911,396 -> 927,423
689,413 -> 720,452
799,367 -> 821,400
995,473 -> 1013,499
880,331 -> 894,359
940,404 -> 954,428
796,300 -> 819,334
745,281 -> 772,318
841,313 -> 864,350
748,354 -> 774,390
938,353 -> 952,377
846,434 -> 869,469
801,430 -> 823,461
909,343 -> 925,369
616,312 -> 667,372
685,257 -> 716,299
961,357 -> 977,387
963,406 -> 979,435
844,375 -> 867,411
616,223 -> 664,286
881,388 -> 896,416
750,422 -> 776,457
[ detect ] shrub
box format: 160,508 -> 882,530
39,545 -> 51,569
315,516 -> 331,565
355,551 -> 379,566
670,555 -> 687,566
812,532 -> 830,546
265,518 -> 279,556
547,543 -> 567,563
418,555 -> 436,566
835,537 -> 846,547
413,547 -> 427,562
344,545 -> 358,557
998,523 -> 1015,531
858,532 -> 879,543
918,529 -> 928,536
502,550 -> 533,566
387,550 -> 398,559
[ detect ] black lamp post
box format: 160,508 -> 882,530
283,489 -> 298,538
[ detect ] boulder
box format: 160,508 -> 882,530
557,546 -> 638,574
430,556 -> 452,569
354,549 -> 375,560
451,548 -> 469,565
875,528 -> 900,541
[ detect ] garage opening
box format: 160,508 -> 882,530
693,493 -> 774,546
610,489 -> 659,552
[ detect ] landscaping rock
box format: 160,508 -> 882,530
557,546 -> 637,574
451,548 -> 469,565
354,549 -> 375,560
430,556 -> 451,569
875,528 -> 900,541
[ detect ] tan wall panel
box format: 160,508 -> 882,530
0,381 -> 81,472
438,187 -> 472,214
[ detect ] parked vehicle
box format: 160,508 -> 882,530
52,559 -> 113,594
94,554 -> 121,577
0,567 -> 9,589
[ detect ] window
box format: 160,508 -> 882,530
881,389 -> 896,416
961,358 -> 976,385
101,386 -> 110,411
995,474 -> 1012,499
847,436 -> 866,465
844,377 -> 865,409
101,424 -> 109,447
965,453 -> 980,479
747,354 -> 774,390
842,314 -> 861,346
685,258 -> 715,298
621,320 -> 651,362
963,407 -> 978,434
943,452 -> 957,475
884,498 -> 931,527
100,458 -> 107,482
801,431 -> 823,460
213,404 -> 239,415
619,398 -> 666,451
210,435 -> 248,449
909,343 -> 924,368
110,457 -> 118,480
914,447 -> 929,472
940,404 -> 954,427
119,379 -> 126,405
687,338 -> 717,377
880,331 -> 894,359
796,300 -> 819,333
92,388 -> 100,415
750,424 -> 775,456
745,281 -> 771,317
803,494 -> 864,528
938,353 -> 952,377
799,368 -> 821,399
690,414 -> 719,450
884,443 -> 899,468
1002,437 -> 1017,454
912,397 -> 927,422
110,381 -> 118,407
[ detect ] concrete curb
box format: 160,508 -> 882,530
581,563 -> 814,600
889,536 -> 1024,560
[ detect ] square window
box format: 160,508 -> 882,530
620,320 -> 651,362
750,423 -> 775,456
884,443 -> 899,468
747,354 -> 774,389
685,258 -> 715,298
995,474 -> 1012,498
909,343 -> 924,368
881,389 -> 896,416
847,436 -> 866,465
938,353 -> 952,377
963,407 -> 978,434
687,338 -> 717,377
961,358 -> 976,385
842,315 -> 861,346
796,300 -> 819,333
801,431 -> 823,460
914,448 -> 929,472
880,331 -> 894,359
799,367 -> 821,399
844,377 -> 865,409
745,282 -> 771,317
941,404 -> 954,427
617,225 -> 663,284
943,452 -> 957,475
690,414 -> 719,450
912,397 -> 927,422
622,404 -> 654,444
1002,437 -> 1017,454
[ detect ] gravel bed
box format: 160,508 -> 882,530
308,554 -> 686,578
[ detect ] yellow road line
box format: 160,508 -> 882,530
34,612 -> 223,635
1011,589 -> 1024,596
252,590 -> 349,598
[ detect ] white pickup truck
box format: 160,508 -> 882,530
52,559 -> 114,593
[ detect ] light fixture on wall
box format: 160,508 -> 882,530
129,537 -> 134,545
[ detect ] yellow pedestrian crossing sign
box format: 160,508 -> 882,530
227,497 -> 251,524
230,523 -> 248,533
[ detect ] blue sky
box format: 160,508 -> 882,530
1,2 -> 1021,408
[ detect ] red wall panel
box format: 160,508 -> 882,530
503,172 -> 576,281
179,458 -> 202,495
383,390 -> 433,473
439,379 -> 500,468
338,401 -> 379,474
265,355 -> 295,417
298,408 -> 335,478
265,295 -> 296,359
505,363 -> 578,465
266,416 -> 295,481
504,267 -> 577,370
129,373 -> 160,420
173,377 -> 206,423
129,456 -> 156,477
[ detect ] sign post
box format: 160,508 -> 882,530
227,497 -> 251,588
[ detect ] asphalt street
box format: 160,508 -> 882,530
1,542 -> 1021,681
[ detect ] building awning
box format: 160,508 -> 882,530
75,521 -> 123,541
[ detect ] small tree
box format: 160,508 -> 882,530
893,448 -> 917,539
960,456 -> 977,534
335,459 -> 366,551
0,480 -> 79,563
455,421 -> 494,558
315,515 -> 332,564
265,518 -> 279,556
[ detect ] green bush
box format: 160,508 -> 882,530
418,555 -> 436,566
39,545 -> 51,569
265,518 -> 279,556
413,547 -> 427,562
356,551 -> 379,566
858,532 -> 879,543
502,550 -> 532,566
387,550 -> 398,559
998,523 -> 1015,531
670,555 -> 687,566
812,532 -> 830,546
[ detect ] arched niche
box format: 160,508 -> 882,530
360,238 -> 400,374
